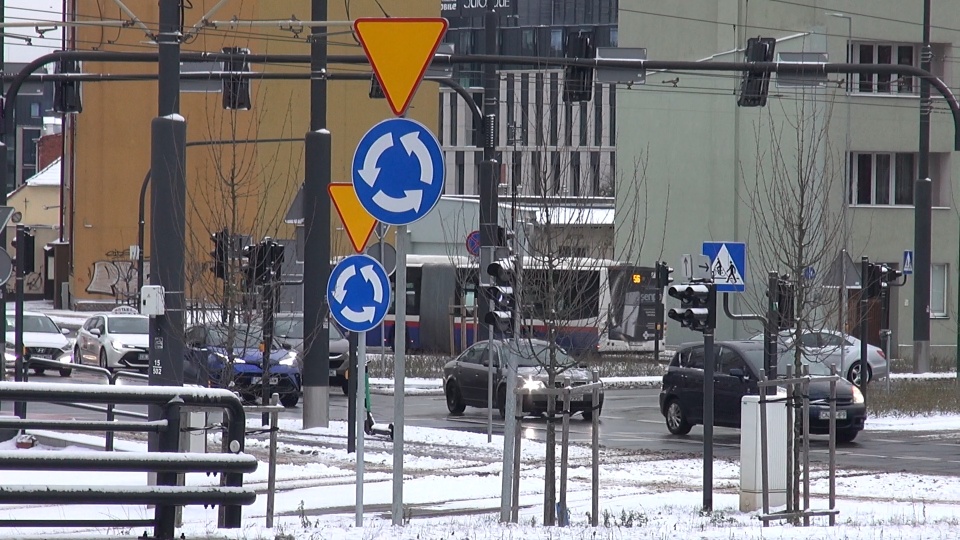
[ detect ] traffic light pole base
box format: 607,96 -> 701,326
303,385 -> 330,428
913,340 -> 930,374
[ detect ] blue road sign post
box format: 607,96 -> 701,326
352,118 -> 445,226
327,255 -> 392,333
803,266 -> 816,281
903,250 -> 914,275
702,242 -> 747,293
465,230 -> 481,257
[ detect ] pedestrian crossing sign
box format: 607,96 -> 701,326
702,241 -> 747,293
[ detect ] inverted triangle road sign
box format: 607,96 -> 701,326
353,17 -> 448,116
329,183 -> 377,253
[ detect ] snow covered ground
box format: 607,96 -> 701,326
1,415 -> 960,539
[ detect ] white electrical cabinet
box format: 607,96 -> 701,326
740,394 -> 789,512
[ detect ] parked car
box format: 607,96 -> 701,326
75,311 -> 150,371
5,311 -> 73,377
660,340 -> 866,443
749,329 -> 887,385
184,323 -> 302,408
443,339 -> 604,420
273,313 -> 351,394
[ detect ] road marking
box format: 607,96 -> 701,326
870,438 -> 905,443
892,456 -> 942,462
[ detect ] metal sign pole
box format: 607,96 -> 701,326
355,331 -> 366,527
391,225 -> 407,526
702,326 -> 715,512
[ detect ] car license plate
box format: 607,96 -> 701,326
138,353 -> 149,360
329,369 -> 336,377
819,410 -> 847,420
33,355 -> 52,360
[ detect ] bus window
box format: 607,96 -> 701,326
389,267 -> 422,316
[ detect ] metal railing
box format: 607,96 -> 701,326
0,381 -> 256,538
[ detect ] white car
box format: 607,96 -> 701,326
75,312 -> 150,371
750,329 -> 888,385
5,311 -> 73,377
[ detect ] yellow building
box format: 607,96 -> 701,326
67,1 -> 437,306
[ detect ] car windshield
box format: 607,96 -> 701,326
274,318 -> 344,340
500,341 -> 574,368
107,317 -> 148,334
208,326 -> 263,350
7,314 -> 60,334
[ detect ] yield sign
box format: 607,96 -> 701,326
329,183 -> 377,253
353,17 -> 448,116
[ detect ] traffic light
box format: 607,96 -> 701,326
774,276 -> 795,330
667,282 -> 716,333
864,263 -> 883,299
54,59 -> 82,114
879,264 -> 904,285
483,246 -> 516,334
222,47 -> 252,110
656,261 -> 674,289
243,243 -> 266,286
12,230 -> 35,274
737,36 -> 776,107
563,30 -> 595,103
210,229 -> 228,280
266,241 -> 284,279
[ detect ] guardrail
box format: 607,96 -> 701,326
20,357 -> 151,450
0,381 -> 255,538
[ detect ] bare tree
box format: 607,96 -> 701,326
742,93 -> 847,517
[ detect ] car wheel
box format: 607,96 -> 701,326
99,349 -> 109,371
665,398 -> 693,435
280,393 -> 300,408
847,361 -> 872,386
73,346 -> 82,364
837,429 -> 859,444
59,368 -> 72,377
33,367 -> 45,376
445,381 -> 466,415
582,405 -> 602,421
497,386 -> 507,420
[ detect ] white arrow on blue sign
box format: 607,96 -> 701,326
352,117 -> 445,226
327,254 -> 392,333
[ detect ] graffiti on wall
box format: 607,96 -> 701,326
86,248 -> 149,303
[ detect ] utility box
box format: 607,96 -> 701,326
740,394 -> 788,512
140,285 -> 165,316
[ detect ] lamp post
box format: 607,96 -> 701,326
914,0 -> 933,373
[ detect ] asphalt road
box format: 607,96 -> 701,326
11,372 -> 960,477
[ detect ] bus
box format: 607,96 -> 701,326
365,254 -> 666,356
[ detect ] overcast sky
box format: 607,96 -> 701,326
6,1 -> 63,63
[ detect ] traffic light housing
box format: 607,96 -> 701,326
483,246 -> 516,334
12,230 -> 35,274
774,277 -> 795,330
222,47 -> 252,110
737,36 -> 776,107
243,239 -> 284,286
54,59 -> 82,114
667,282 -> 716,333
563,30 -> 595,103
656,262 -> 674,289
879,264 -> 903,285
210,229 -> 228,280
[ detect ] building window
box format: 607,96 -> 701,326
849,152 -> 915,206
853,43 -> 918,94
931,263 -> 948,318
29,102 -> 40,118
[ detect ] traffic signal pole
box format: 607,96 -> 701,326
702,325 -> 715,512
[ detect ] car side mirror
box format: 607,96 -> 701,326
281,342 -> 292,351
729,368 -> 746,379
61,328 -> 70,335
90,328 -> 101,337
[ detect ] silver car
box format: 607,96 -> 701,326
273,314 -> 351,394
750,329 -> 888,385
75,313 -> 150,371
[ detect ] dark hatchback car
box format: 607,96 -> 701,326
184,323 -> 302,408
443,339 -> 604,420
659,340 -> 866,443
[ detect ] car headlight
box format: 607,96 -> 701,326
60,343 -> 72,352
852,386 -> 864,404
279,351 -> 298,366
109,339 -> 126,352
214,352 -> 245,364
521,378 -> 545,391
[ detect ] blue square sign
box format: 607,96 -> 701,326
702,242 -> 747,293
